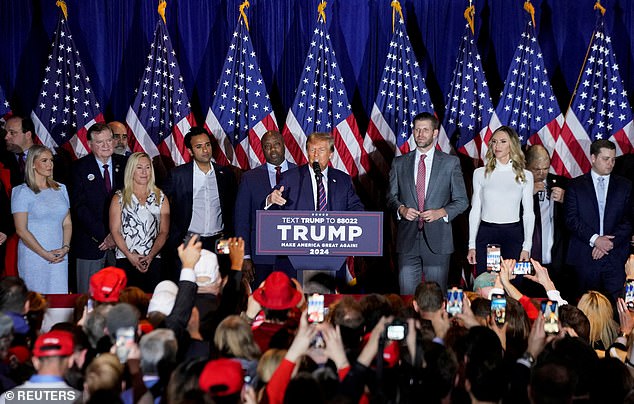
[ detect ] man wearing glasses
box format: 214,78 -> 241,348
107,121 -> 131,156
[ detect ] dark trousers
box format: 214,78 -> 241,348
575,258 -> 625,305
475,221 -> 523,276
116,258 -> 161,293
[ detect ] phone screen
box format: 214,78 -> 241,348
115,327 -> 135,363
447,288 -> 464,316
625,280 -> 634,311
215,239 -> 230,255
307,294 -> 325,324
491,294 -> 506,326
513,261 -> 534,276
541,300 -> 559,334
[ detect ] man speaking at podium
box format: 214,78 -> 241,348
265,132 -> 364,284
266,132 -> 364,212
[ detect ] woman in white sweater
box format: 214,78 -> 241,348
467,126 -> 534,275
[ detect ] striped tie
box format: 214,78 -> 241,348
317,176 -> 327,211
416,154 -> 427,229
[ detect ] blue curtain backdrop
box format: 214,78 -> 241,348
1,0 -> 632,140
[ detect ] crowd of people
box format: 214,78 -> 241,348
0,113 -> 633,402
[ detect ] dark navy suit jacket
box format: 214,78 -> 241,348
565,172 -> 632,272
234,162 -> 296,264
164,162 -> 237,249
276,165 -> 364,211
70,153 -> 126,259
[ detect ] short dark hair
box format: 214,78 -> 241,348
414,282 -> 444,312
8,116 -> 35,139
0,277 -> 28,313
184,127 -> 212,151
590,139 -> 615,157
86,123 -> 112,141
559,305 -> 590,344
530,362 -> 575,404
412,112 -> 439,130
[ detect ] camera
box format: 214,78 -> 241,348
385,321 -> 408,341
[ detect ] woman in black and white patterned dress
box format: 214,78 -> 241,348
110,152 -> 170,292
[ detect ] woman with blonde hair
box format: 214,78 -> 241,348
467,126 -> 534,274
83,353 -> 124,401
11,145 -> 71,293
578,290 -> 619,351
110,152 -> 169,292
214,315 -> 261,385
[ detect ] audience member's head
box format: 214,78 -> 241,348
0,313 -> 13,360
0,277 -> 29,314
329,296 -> 365,353
253,272 -> 302,323
166,358 -> 208,404
559,304 -> 590,344
32,330 -> 75,376
147,281 -> 178,317
83,353 -> 124,400
140,328 -> 178,377
589,357 -> 634,403
89,267 -> 127,304
105,303 -> 140,342
199,358 -> 244,402
214,315 -> 261,361
118,286 -> 149,317
577,290 -> 618,349
463,327 -> 506,403
529,362 -> 575,404
84,304 -> 114,349
413,281 -> 444,314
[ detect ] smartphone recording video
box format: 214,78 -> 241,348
385,321 -> 407,341
115,327 -> 135,363
447,287 -> 464,316
215,239 -> 230,255
491,294 -> 506,327
512,261 -> 534,276
625,280 -> 634,311
542,300 -> 559,335
307,294 -> 325,324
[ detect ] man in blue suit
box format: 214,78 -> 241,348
565,139 -> 633,303
71,123 -> 126,293
235,130 -> 295,285
266,132 -> 364,212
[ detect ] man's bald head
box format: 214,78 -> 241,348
526,145 -> 551,183
108,121 -> 129,155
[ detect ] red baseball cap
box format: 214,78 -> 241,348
252,272 -> 302,310
33,330 -> 74,357
90,266 -> 127,303
199,358 -> 244,397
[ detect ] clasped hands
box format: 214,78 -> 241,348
399,205 -> 445,223
592,235 -> 615,260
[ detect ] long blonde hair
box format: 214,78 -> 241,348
484,126 -> 526,183
24,145 -> 59,193
120,152 -> 161,207
577,291 -> 618,349
214,315 -> 261,361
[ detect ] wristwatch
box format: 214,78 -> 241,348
519,351 -> 535,368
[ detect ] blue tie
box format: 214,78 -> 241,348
597,176 -> 606,235
317,176 -> 327,211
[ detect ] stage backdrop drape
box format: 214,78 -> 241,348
1,0 -> 632,143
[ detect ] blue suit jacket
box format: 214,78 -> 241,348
235,162 -> 296,264
164,162 -> 237,248
70,153 -> 127,259
276,164 -> 364,211
565,172 -> 632,270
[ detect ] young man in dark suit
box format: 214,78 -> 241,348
565,139 -> 632,303
71,123 -> 126,293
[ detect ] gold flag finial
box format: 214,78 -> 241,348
56,0 -> 68,20
523,1 -> 536,28
464,5 -> 475,35
318,1 -> 327,23
239,0 -> 250,31
158,0 -> 167,24
391,1 -> 404,33
594,0 -> 606,15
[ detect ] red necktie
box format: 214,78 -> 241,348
103,164 -> 112,194
416,154 -> 426,229
275,166 -> 282,185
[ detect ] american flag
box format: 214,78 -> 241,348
364,16 -> 435,177
0,85 -> 11,123
554,13 -> 633,178
441,25 -> 497,160
204,12 -> 278,169
282,10 -> 369,179
494,20 -> 563,154
30,14 -> 104,158
126,19 -> 195,166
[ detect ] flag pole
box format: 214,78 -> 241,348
55,0 -> 68,20
464,4 -> 475,35
158,0 -> 167,24
523,0 -> 536,29
391,1 -> 403,33
565,1 -> 604,113
317,1 -> 327,23
239,0 -> 250,31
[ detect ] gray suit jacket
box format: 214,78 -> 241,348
387,150 -> 468,254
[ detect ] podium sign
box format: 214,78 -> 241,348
256,211 -> 383,256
